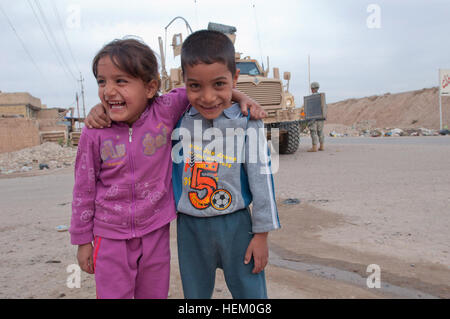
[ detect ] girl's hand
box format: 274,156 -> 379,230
240,97 -> 267,120
244,232 -> 269,274
84,103 -> 111,129
77,243 -> 94,274
232,88 -> 267,120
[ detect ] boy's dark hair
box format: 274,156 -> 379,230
92,37 -> 161,94
181,30 -> 236,77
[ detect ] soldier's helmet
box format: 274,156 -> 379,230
311,82 -> 320,89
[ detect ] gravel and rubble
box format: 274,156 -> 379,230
0,142 -> 77,175
325,123 -> 442,138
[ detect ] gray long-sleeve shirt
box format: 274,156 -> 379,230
172,103 -> 280,233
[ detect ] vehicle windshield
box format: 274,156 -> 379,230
236,62 -> 261,76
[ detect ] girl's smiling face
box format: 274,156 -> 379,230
96,56 -> 158,126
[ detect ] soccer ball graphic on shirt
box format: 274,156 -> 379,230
211,189 -> 232,210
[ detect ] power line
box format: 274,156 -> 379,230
50,0 -> 81,75
0,3 -> 46,80
33,0 -> 78,82
26,0 -> 74,84
64,99 -> 76,108
34,0 -> 78,81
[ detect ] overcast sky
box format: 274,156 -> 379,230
1,0 -> 449,114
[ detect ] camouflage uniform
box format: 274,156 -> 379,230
308,118 -> 324,146
307,82 -> 325,151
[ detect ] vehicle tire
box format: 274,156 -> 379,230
279,121 -> 300,154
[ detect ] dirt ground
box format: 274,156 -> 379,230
0,135 -> 449,299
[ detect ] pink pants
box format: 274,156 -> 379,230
93,223 -> 170,299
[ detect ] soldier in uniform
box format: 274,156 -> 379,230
307,82 -> 325,152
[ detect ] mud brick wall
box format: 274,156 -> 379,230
37,119 -> 68,132
0,105 -> 28,118
0,118 -> 40,153
0,92 -> 42,108
37,109 -> 59,119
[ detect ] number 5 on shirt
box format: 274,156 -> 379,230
188,162 -> 218,209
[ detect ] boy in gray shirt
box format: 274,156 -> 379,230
172,30 -> 280,298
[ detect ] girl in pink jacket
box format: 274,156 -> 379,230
70,38 -> 259,299
70,38 -> 189,299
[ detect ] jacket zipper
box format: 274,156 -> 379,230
129,127 -> 136,238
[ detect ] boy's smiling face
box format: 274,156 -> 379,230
184,62 -> 239,120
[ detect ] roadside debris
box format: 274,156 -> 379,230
39,163 -> 49,170
55,225 -> 69,232
361,127 -> 439,137
0,142 -> 76,175
327,123 -> 443,138
329,131 -> 347,138
283,198 -> 301,205
390,128 -> 404,136
326,126 -> 445,138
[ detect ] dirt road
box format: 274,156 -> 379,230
0,136 -> 449,299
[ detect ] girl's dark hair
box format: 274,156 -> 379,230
181,30 -> 236,77
92,37 -> 161,95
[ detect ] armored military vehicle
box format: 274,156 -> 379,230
234,51 -> 301,154
158,20 -> 302,154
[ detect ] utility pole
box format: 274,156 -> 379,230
78,73 -> 86,119
76,92 -> 81,130
439,69 -> 444,130
308,54 -> 311,94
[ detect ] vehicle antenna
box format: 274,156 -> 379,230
252,3 -> 264,69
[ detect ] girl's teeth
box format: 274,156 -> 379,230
110,102 -> 125,109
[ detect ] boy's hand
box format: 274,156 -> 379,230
240,97 -> 267,120
244,232 -> 269,274
84,103 -> 111,129
77,243 -> 94,274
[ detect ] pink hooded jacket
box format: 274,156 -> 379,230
69,88 -> 189,245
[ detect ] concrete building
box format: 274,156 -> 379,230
0,91 -> 71,153
0,91 -> 45,118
